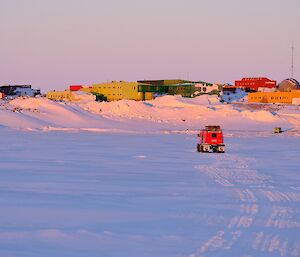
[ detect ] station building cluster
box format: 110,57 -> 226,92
46,80 -> 221,102
1,77 -> 300,105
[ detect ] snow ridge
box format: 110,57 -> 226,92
1,95 -> 298,133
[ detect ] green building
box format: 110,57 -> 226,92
137,79 -> 216,98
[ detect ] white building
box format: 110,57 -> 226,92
193,83 -> 219,95
15,87 -> 40,97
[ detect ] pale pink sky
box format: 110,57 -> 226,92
0,0 -> 299,91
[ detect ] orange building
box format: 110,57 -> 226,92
248,90 -> 300,104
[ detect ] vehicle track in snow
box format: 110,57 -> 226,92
191,152 -> 300,257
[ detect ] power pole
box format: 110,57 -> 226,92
291,42 -> 294,78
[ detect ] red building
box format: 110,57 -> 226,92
222,85 -> 237,93
69,85 -> 84,91
235,77 -> 277,91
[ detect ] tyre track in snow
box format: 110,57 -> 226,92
190,153 -> 300,257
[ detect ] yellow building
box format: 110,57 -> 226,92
84,81 -> 153,101
46,90 -> 75,101
248,90 -> 300,104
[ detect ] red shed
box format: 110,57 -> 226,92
235,77 -> 276,91
222,86 -> 237,93
69,85 -> 84,91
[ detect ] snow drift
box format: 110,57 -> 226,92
0,95 -> 298,133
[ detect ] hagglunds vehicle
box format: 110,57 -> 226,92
197,125 -> 225,153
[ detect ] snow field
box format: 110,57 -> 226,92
0,131 -> 299,257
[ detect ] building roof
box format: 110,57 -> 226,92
278,78 -> 300,92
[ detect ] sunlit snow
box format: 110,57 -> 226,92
0,95 -> 299,256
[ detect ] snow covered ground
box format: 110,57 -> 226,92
1,95 -> 299,133
0,95 -> 299,256
0,131 -> 299,257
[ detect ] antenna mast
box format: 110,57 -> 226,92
291,42 -> 294,78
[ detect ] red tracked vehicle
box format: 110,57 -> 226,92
197,125 -> 225,153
